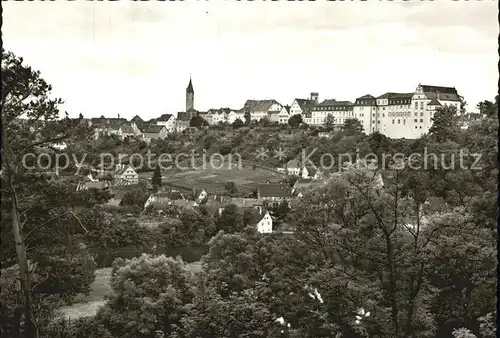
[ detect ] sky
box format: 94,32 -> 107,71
4,1 -> 498,119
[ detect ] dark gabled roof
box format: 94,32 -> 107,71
131,115 -> 143,122
177,112 -> 192,122
286,158 -> 300,168
114,165 -> 136,176
314,100 -> 353,110
157,114 -> 173,122
186,78 -> 194,93
281,105 -> 291,114
420,85 -> 457,95
428,98 -> 442,106
143,125 -> 166,134
354,94 -> 377,106
295,99 -> 317,112
425,91 -> 461,102
257,184 -> 292,198
252,100 -> 281,112
377,92 -> 413,100
121,124 -> 135,133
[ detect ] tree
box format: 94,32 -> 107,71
97,254 -> 193,338
244,111 -> 251,125
120,190 -> 148,207
152,164 -> 162,189
232,118 -> 244,129
1,50 -> 92,337
288,114 -> 303,128
428,105 -> 459,143
215,204 -> 244,234
324,114 -> 335,130
224,181 -> 238,195
342,118 -> 364,136
190,114 -> 208,129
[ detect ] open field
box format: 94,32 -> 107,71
139,160 -> 285,195
58,261 -> 203,320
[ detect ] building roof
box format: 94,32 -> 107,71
157,114 -> 173,122
377,92 -> 413,100
280,105 -> 291,114
314,100 -> 353,110
228,198 -> 261,208
114,165 -> 136,176
257,183 -> 292,198
131,115 -> 143,122
85,181 -> 109,190
246,100 -> 281,112
186,78 -> 194,93
121,124 -> 135,134
420,85 -> 457,95
143,125 -> 166,134
286,158 -> 301,168
295,99 -> 317,112
428,98 -> 442,106
177,112 -> 192,122
425,91 -> 461,102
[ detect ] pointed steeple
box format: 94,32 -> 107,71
186,75 -> 194,94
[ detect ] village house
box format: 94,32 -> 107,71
113,164 -> 139,184
277,105 -> 291,124
243,99 -> 282,122
191,187 -> 208,203
292,178 -> 324,198
176,112 -> 191,133
142,125 -> 168,143
155,114 -> 176,133
289,94 -> 318,120
143,190 -> 186,209
257,183 -> 292,207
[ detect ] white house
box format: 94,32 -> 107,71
310,100 -> 354,126
113,164 -> 139,184
256,210 -> 273,234
156,114 -> 176,133
290,94 -> 318,119
278,105 -> 291,124
244,99 -> 282,122
142,125 -> 168,143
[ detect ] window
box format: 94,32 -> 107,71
419,126 -> 422,129
414,112 -> 418,117
420,119 -> 423,122
415,102 -> 418,109
403,120 -> 406,125
397,119 -> 400,124
415,126 -> 417,129
392,120 -> 395,124
419,102 -> 423,109
420,112 -> 424,116
414,119 -> 418,122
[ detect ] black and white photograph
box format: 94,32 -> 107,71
1,1 -> 498,337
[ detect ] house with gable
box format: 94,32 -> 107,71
176,112 -> 192,133
244,99 -> 282,122
257,183 -> 292,207
142,125 -> 168,143
113,164 -> 139,184
156,114 -> 176,133
277,105 -> 291,124
143,189 -> 186,209
290,93 -> 318,120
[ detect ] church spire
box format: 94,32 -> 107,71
186,75 -> 194,94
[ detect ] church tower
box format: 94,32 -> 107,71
186,76 -> 194,112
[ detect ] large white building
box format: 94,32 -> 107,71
316,84 -> 464,139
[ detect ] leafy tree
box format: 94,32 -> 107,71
244,111 -> 251,125
324,114 -> 335,130
215,204 -> 244,234
342,118 -> 364,136
152,164 -> 162,189
120,190 -> 148,207
429,105 -> 459,143
1,50 -> 92,337
288,114 -> 303,128
224,181 -> 238,195
232,118 -> 244,129
97,255 -> 193,338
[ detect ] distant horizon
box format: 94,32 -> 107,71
4,1 -> 497,119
